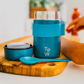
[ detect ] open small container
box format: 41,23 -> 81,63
4,42 -> 34,61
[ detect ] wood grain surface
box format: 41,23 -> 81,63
0,36 -> 68,77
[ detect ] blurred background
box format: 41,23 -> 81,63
0,0 -> 84,43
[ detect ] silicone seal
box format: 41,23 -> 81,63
7,42 -> 30,49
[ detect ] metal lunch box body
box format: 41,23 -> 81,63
33,20 -> 65,58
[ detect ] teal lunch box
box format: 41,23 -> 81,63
4,43 -> 33,61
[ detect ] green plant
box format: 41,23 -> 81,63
29,0 -> 59,9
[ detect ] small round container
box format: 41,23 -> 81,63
4,43 -> 34,61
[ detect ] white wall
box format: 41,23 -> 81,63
0,0 -> 29,42
0,0 -> 84,43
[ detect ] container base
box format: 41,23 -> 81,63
34,55 -> 60,59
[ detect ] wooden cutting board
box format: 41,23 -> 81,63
0,36 -> 68,77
